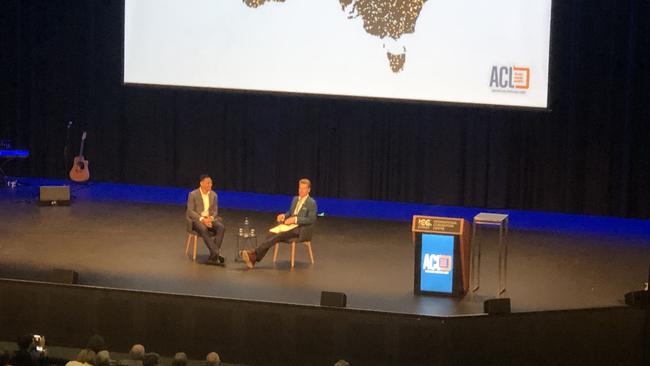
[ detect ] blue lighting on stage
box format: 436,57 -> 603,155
1,177 -> 649,240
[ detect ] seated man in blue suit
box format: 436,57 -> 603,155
240,178 -> 317,269
186,174 -> 226,265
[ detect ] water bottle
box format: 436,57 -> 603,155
243,217 -> 250,238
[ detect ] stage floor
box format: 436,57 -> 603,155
1,179 -> 649,316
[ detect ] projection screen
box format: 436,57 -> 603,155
124,0 -> 553,108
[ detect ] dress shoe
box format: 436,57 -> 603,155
240,250 -> 257,269
206,254 -> 225,267
205,258 -> 220,266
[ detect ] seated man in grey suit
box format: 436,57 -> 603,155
240,178 -> 317,269
187,174 -> 226,265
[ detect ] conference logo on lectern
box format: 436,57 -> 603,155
490,66 -> 530,93
422,254 -> 452,275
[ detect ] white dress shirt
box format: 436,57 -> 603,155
200,190 -> 211,218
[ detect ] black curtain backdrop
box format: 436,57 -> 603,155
1,0 -> 649,218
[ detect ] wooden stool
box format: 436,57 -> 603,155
272,241 -> 314,268
184,232 -> 198,261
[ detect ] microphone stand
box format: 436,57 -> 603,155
63,121 -> 72,178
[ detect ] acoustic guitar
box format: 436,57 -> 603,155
69,131 -> 90,182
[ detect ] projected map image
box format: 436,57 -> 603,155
243,0 -> 286,8
340,0 -> 427,73
125,0 -> 552,108
244,0 -> 428,73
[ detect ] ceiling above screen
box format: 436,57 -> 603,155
124,0 -> 552,108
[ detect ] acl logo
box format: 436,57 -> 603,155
489,66 -> 530,90
422,254 -> 452,274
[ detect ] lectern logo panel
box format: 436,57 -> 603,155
420,234 -> 455,294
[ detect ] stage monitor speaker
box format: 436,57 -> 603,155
46,269 -> 79,284
627,264 -> 650,308
39,185 -> 70,206
320,291 -> 347,308
625,290 -> 649,308
484,298 -> 511,315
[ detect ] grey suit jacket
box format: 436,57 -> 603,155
186,188 -> 218,222
284,196 -> 317,226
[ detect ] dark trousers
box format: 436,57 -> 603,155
255,228 -> 300,261
192,219 -> 225,258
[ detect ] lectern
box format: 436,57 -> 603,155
412,215 -> 471,297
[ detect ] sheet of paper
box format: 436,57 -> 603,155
269,224 -> 298,234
